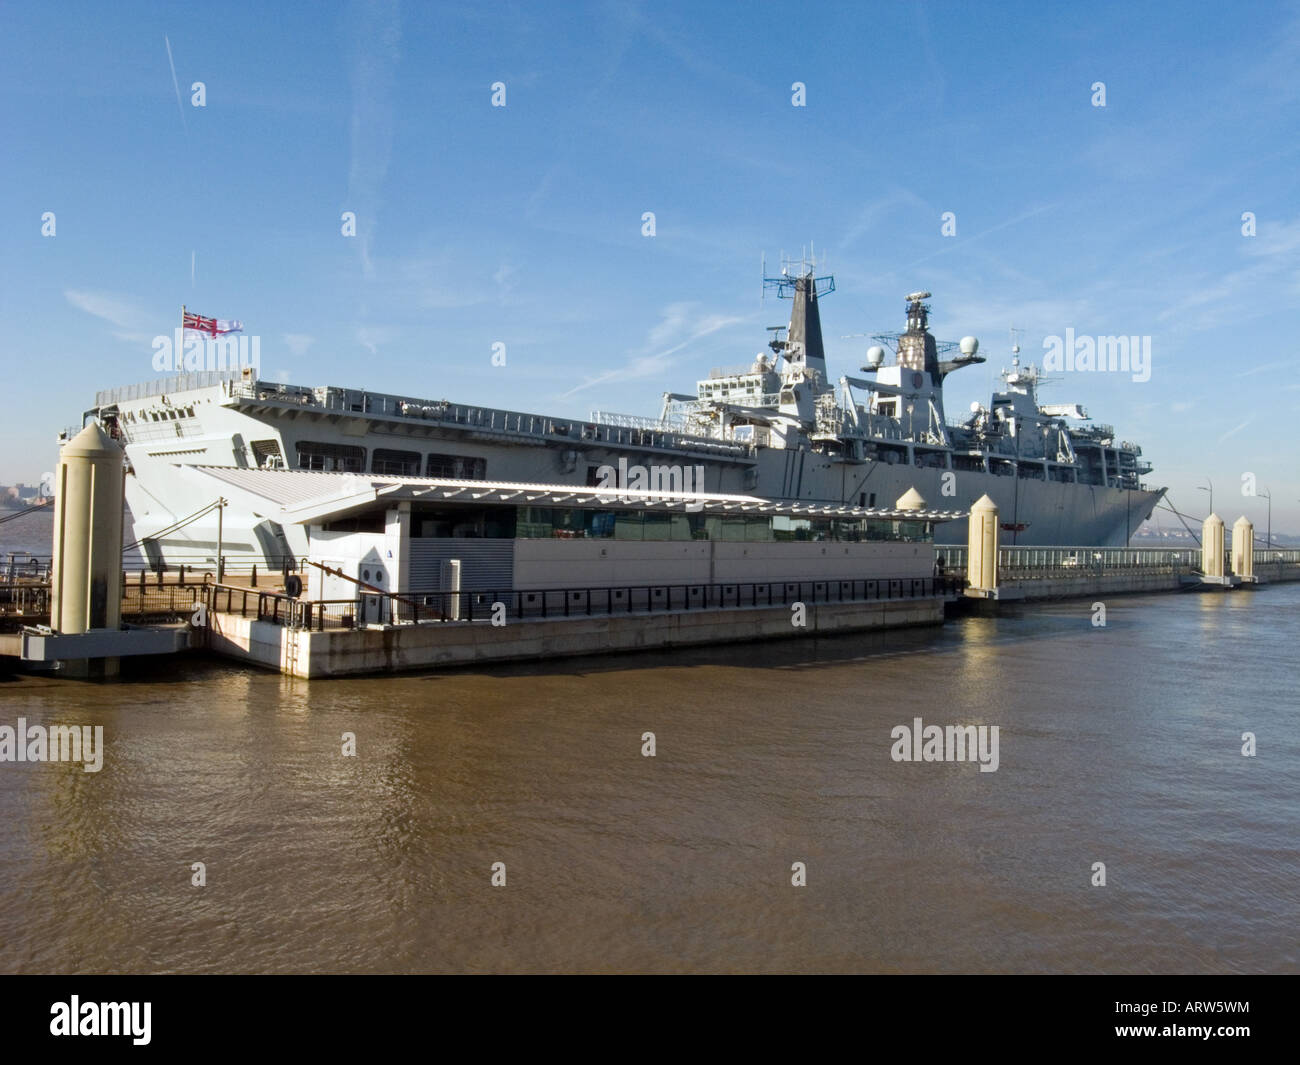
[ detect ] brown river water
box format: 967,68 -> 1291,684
0,576 -> 1296,973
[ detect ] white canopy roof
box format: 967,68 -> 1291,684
188,466 -> 967,525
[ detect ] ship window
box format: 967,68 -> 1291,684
773,516 -> 812,541
426,453 -> 486,480
373,448 -> 421,476
641,512 -> 673,540
412,504 -> 514,539
296,441 -> 366,473
322,512 -> 385,534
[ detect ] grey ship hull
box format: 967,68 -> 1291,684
101,274 -> 1164,565
113,392 -> 1161,566
747,449 -> 1161,546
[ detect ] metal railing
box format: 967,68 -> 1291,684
207,584 -> 298,625
209,575 -> 964,632
937,545 -> 1300,581
589,410 -> 678,431
0,581 -> 50,617
120,584 -> 200,621
0,582 -> 199,624
125,557 -> 297,581
935,545 -> 1204,579
2,554 -> 52,583
95,370 -> 242,407
227,379 -> 754,460
1255,549 -> 1300,564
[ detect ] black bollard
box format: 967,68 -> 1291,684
250,563 -> 257,588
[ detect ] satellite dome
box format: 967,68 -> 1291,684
970,401 -> 981,413
864,346 -> 885,368
960,336 -> 979,356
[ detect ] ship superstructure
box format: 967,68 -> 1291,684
81,264 -> 1164,568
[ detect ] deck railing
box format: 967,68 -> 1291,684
228,379 -> 754,460
207,575 -> 964,632
935,545 -> 1205,579
0,582 -> 200,623
935,545 -> 1300,580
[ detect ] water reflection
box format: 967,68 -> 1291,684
1,585 -> 1297,972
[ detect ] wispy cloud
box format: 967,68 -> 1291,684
65,289 -> 154,343
344,0 -> 401,279
1235,358 -> 1290,378
1218,417 -> 1253,443
283,333 -> 315,357
560,303 -> 747,398
842,188 -> 930,248
493,263 -> 519,298
895,203 -> 1057,273
1156,215 -> 1300,332
356,325 -> 398,356
164,35 -> 186,131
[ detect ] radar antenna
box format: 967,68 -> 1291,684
762,244 -> 835,300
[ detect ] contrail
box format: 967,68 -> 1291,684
164,35 -> 187,130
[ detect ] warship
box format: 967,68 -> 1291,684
81,265 -> 1164,567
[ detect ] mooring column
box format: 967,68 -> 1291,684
1202,513 -> 1225,578
443,559 -> 462,621
50,423 -> 125,678
1231,516 -> 1254,580
967,494 -> 999,595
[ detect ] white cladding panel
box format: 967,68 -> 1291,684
305,527 -> 390,599
511,539 -> 930,590
710,541 -> 928,582
408,539 -> 515,591
512,541 -> 709,590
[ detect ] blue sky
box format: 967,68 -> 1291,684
3,0 -> 1298,533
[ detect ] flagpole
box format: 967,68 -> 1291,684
180,304 -> 186,377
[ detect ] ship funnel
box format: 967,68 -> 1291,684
761,257 -> 834,384
786,273 -> 827,377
